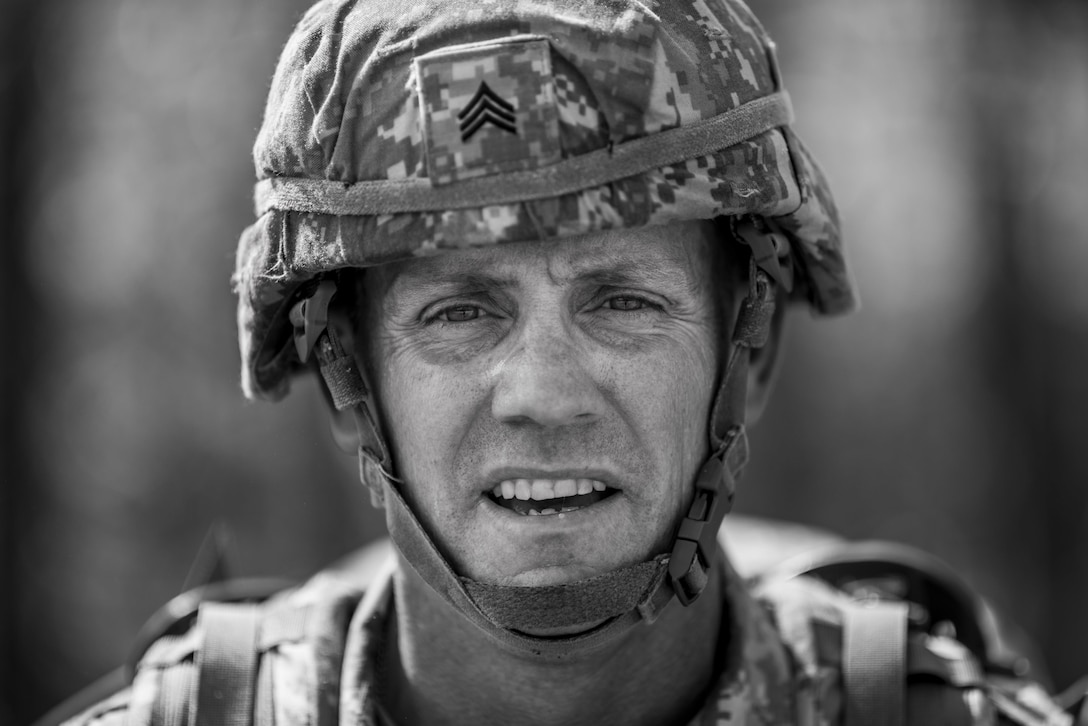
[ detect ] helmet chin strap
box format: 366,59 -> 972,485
290,247 -> 779,657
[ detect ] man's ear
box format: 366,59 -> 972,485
745,287 -> 788,425
328,403 -> 361,454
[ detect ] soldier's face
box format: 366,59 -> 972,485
359,220 -> 725,587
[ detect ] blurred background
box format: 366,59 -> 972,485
2,0 -> 1086,722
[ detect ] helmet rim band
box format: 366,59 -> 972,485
253,91 -> 794,217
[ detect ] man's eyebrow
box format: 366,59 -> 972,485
383,267 -> 518,309
567,259 -> 693,291
385,251 -> 697,299
396,269 -> 517,291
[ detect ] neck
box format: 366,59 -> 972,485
380,558 -> 726,726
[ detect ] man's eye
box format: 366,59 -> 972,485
606,296 -> 647,311
438,305 -> 481,322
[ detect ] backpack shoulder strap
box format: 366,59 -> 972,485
191,602 -> 262,726
842,598 -> 909,726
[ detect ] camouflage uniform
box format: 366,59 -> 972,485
61,526 -> 1076,726
48,0 -> 1086,724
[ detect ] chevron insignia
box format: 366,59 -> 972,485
416,36 -> 559,183
457,81 -> 517,141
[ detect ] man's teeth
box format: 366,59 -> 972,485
490,478 -> 607,501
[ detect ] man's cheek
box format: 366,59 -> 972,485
620,352 -> 713,425
385,322 -> 508,368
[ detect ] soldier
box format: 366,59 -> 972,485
53,0 -> 1084,724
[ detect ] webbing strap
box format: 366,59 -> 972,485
462,556 -> 668,630
709,265 -> 775,450
192,602 -> 262,726
312,312 -> 398,506
152,663 -> 195,726
254,92 -> 793,216
319,354 -> 367,411
843,600 -> 909,726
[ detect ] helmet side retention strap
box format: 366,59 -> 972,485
290,280 -> 398,506
667,252 -> 777,607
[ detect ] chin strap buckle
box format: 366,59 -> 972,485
289,280 -> 338,363
667,441 -> 738,607
734,216 -> 794,294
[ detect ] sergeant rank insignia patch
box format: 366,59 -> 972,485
458,82 -> 517,141
415,36 -> 561,185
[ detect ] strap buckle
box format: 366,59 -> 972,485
734,216 -> 794,293
289,280 -> 338,362
667,449 -> 733,606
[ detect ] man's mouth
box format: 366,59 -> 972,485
487,478 -> 618,516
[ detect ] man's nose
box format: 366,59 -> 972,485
490,327 -> 606,427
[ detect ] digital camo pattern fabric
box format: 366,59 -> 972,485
235,0 -> 857,401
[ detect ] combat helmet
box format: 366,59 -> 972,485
233,0 -> 857,654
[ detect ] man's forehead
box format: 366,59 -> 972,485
373,222 -> 720,291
